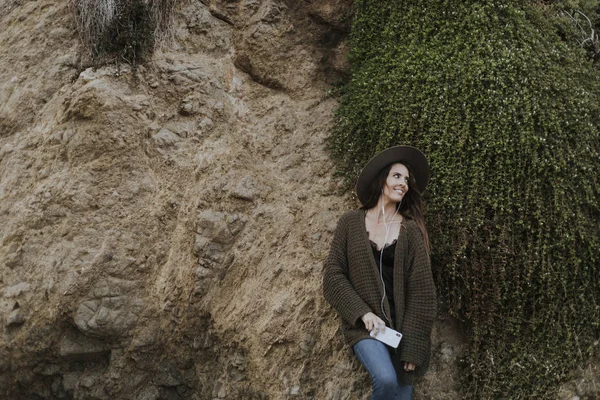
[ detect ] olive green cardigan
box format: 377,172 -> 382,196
323,210 -> 437,384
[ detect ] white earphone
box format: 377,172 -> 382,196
379,198 -> 399,324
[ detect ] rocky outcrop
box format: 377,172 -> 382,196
0,0 -> 472,399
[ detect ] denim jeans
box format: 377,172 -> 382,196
353,339 -> 413,400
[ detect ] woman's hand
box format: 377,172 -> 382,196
361,312 -> 386,334
403,362 -> 416,372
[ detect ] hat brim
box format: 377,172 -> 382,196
356,145 -> 429,206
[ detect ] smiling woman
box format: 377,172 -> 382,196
323,146 -> 436,400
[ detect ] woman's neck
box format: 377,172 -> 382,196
368,199 -> 400,223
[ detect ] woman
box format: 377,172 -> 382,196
323,146 -> 436,400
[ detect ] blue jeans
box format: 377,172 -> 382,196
353,339 -> 413,400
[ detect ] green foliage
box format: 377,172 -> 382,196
329,1 -> 600,398
553,0 -> 600,63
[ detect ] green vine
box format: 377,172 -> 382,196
329,1 -> 600,398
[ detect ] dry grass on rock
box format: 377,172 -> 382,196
71,0 -> 176,64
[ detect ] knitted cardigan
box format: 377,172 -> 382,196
323,210 -> 437,384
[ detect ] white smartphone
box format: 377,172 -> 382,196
370,327 -> 402,348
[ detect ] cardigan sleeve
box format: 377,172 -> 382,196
323,212 -> 372,326
399,222 -> 437,369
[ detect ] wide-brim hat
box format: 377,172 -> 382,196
356,145 -> 429,206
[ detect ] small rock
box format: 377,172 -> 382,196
7,309 -> 24,327
163,120 -> 194,139
59,332 -> 110,358
300,335 -> 316,353
290,386 -> 300,395
80,375 -> 95,388
205,242 -> 227,262
214,381 -> 227,399
4,246 -> 22,269
199,117 -> 214,131
230,176 -> 258,201
195,266 -> 212,278
227,215 -> 246,236
196,211 -> 236,246
154,361 -> 183,387
312,233 -> 321,241
134,385 -> 159,400
194,235 -> 211,256
231,352 -> 246,369
152,128 -> 180,148
131,320 -> 159,349
38,167 -> 49,178
437,341 -> 455,364
51,376 -> 61,395
213,101 -> 224,113
62,372 -> 79,392
180,102 -> 194,115
324,218 -> 338,233
34,363 -> 61,376
74,279 -> 143,337
149,81 -> 159,88
79,68 -> 98,81
3,282 -> 30,298
147,121 -> 161,134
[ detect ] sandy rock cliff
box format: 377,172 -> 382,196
0,0 -> 464,399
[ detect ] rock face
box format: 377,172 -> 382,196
0,0 -> 469,399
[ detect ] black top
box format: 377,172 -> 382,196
370,239 -> 397,326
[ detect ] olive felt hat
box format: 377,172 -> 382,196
355,145 -> 429,206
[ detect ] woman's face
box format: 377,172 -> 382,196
382,163 -> 409,203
